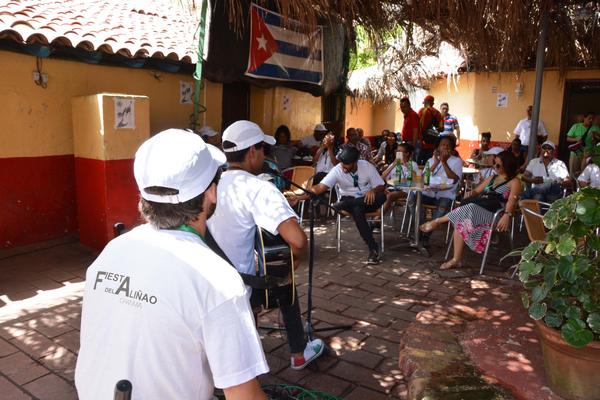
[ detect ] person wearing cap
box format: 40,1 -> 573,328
522,140 -> 571,203
207,120 -> 324,371
300,123 -> 329,155
417,95 -> 443,165
75,129 -> 268,400
199,125 -> 222,149
477,146 -> 504,183
301,146 -> 386,264
513,105 -> 548,155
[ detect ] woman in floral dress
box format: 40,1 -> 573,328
420,151 -> 521,269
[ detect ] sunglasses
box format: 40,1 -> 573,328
494,163 -> 501,169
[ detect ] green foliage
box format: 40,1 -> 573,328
349,26 -> 377,71
518,188 -> 600,348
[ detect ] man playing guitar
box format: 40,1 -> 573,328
207,120 -> 325,370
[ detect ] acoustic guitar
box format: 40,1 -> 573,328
248,228 -> 295,310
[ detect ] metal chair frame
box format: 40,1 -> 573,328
282,166 -> 315,224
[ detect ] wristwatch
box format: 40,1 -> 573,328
505,211 -> 514,217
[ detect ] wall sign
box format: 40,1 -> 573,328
496,93 -> 508,108
180,81 -> 193,104
115,98 -> 135,129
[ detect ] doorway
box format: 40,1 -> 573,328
221,82 -> 250,132
558,80 -> 600,162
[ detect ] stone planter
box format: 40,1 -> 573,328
536,320 -> 600,400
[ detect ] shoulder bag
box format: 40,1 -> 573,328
459,177 -> 508,212
568,125 -> 592,153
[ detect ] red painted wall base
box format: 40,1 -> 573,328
0,155 -> 77,248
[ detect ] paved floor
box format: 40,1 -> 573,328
0,219 -> 520,399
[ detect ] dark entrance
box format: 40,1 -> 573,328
221,82 -> 250,132
558,80 -> 600,162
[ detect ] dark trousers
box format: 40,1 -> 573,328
334,192 -> 387,251
522,183 -> 563,203
280,295 -> 306,354
415,144 -> 434,165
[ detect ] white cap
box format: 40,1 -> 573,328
541,140 -> 556,150
199,126 -> 219,137
314,123 -> 327,132
134,129 -> 226,204
222,120 -> 275,152
483,147 -> 504,156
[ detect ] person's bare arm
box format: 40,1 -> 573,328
381,163 -> 395,180
440,152 -> 459,181
465,176 -> 492,198
497,179 -> 521,232
224,378 -> 267,400
455,126 -> 461,144
521,170 -> 542,184
277,217 -> 307,258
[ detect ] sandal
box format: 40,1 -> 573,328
419,219 -> 440,233
440,259 -> 462,270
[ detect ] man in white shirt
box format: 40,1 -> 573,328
522,140 -> 571,203
76,129 -> 268,400
514,105 -> 548,154
300,123 -> 328,153
301,146 -> 386,264
578,161 -> 600,189
207,120 -> 324,371
410,136 -> 463,246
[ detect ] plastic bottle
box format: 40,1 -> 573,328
423,162 -> 431,186
395,151 -> 403,184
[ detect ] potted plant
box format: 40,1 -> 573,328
516,186 -> 600,400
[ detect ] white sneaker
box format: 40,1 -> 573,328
290,338 -> 325,370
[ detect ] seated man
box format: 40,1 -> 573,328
578,144 -> 600,189
303,146 -> 386,264
409,135 -> 463,246
300,123 -> 328,155
469,131 -> 492,163
522,140 -> 571,203
339,127 -> 373,163
75,129 -> 268,400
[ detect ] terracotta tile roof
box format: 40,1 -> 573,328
0,0 -> 200,63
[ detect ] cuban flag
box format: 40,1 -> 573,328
245,3 -> 323,85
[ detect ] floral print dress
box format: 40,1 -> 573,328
447,179 -> 511,253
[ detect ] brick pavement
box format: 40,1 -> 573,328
0,220 -> 520,399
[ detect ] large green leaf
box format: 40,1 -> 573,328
561,319 -> 594,348
556,234 -> 577,256
544,267 -> 558,289
532,284 -> 549,303
521,241 -> 543,262
570,220 -> 589,238
543,209 -> 559,229
587,313 -> 600,334
589,236 -> 600,252
529,302 -> 547,320
544,312 -> 563,328
576,197 -> 600,226
551,298 -> 568,314
558,256 -> 577,283
564,305 -> 582,321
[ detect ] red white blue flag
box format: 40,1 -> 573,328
245,3 -> 323,85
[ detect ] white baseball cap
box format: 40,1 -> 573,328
134,129 -> 226,204
541,140 -> 556,150
199,126 -> 219,137
222,120 -> 275,152
314,123 -> 327,132
483,147 -> 505,156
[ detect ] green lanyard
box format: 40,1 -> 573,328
173,224 -> 206,244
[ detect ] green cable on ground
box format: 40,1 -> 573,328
261,384 -> 345,400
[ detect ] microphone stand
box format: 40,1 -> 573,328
261,168 -> 353,339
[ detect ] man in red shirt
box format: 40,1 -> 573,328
400,97 -> 420,146
417,95 -> 443,165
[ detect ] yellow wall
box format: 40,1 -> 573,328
345,97 -> 403,136
250,86 -> 321,139
429,69 -> 600,145
345,97 -> 374,134
0,51 -> 222,157
72,94 -> 150,160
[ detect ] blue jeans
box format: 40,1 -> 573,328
522,183 -> 563,203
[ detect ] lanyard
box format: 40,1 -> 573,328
173,224 -> 206,244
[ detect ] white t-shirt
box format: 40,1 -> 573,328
526,157 -> 569,188
301,135 -> 320,148
422,156 -> 463,200
315,148 -> 335,174
321,160 -> 385,198
207,170 -> 298,275
75,225 -> 268,400
578,164 -> 600,188
514,118 -> 548,146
